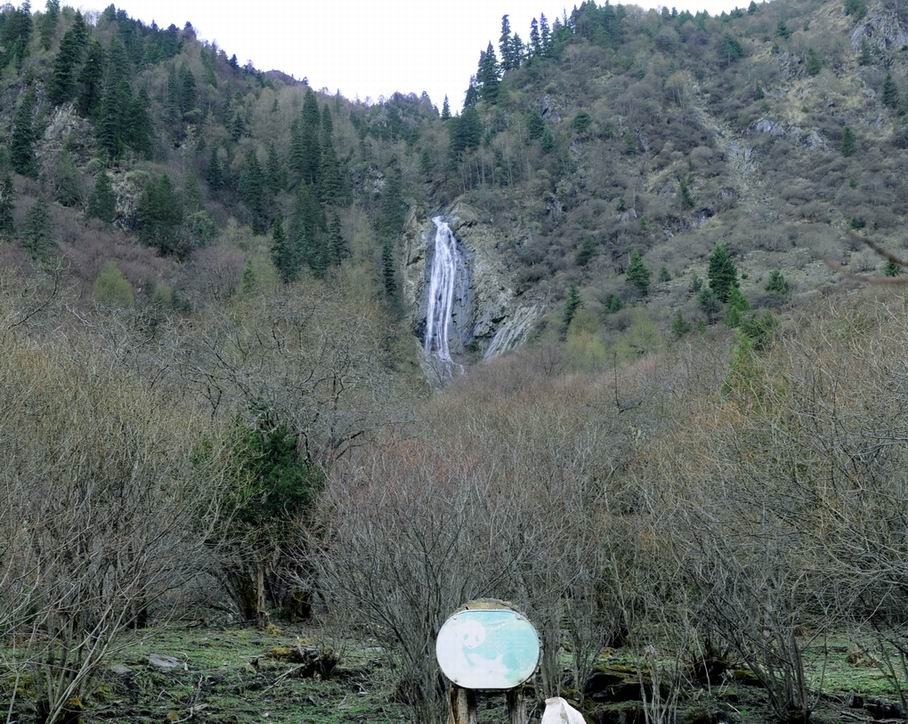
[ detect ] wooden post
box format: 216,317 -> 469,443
447,685 -> 477,724
506,688 -> 528,724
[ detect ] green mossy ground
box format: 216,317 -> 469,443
1,628 -> 904,722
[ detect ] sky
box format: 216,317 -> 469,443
98,0 -> 753,110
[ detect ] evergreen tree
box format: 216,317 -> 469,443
463,76 -> 480,108
125,87 -> 153,157
441,95 -> 451,120
206,148 -> 223,191
511,34 -> 525,65
179,64 -> 197,117
137,175 -> 185,256
300,89 -> 322,187
707,244 -> 738,302
54,150 -> 81,207
271,216 -> 299,283
319,141 -> 343,205
22,197 -> 54,262
884,259 -> 902,277
526,111 -> 545,140
11,89 -> 37,177
39,0 -> 60,50
539,13 -> 551,54
289,117 -> 305,183
290,183 -> 326,276
529,18 -> 542,57
328,212 -> 348,265
671,310 -> 692,338
0,174 -> 14,238
499,14 -> 515,71
448,107 -> 483,161
883,73 -> 900,109
859,38 -> 872,66
266,143 -> 286,194
604,293 -> 623,314
88,171 -> 116,223
841,126 -> 856,157
239,151 -> 267,233
724,286 -> 750,328
626,250 -> 651,297
378,165 -> 405,302
77,40 -> 106,117
560,284 -> 582,339
658,265 -> 671,283
776,19 -> 791,39
477,42 -> 501,103
48,12 -> 88,106
765,270 -> 790,297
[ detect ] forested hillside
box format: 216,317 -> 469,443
1,1 -> 908,723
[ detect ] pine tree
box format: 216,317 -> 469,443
841,126 -> 856,157
125,87 -> 153,157
560,284 -> 582,339
463,77 -> 480,108
776,19 -> 791,39
883,73 -> 900,109
766,270 -> 790,297
87,171 -> 116,223
271,216 -> 299,283
529,18 -> 542,58
0,174 -> 15,238
290,183 -> 326,276
300,89 -> 322,187
39,0 -> 60,50
499,15 -> 514,71
77,40 -> 106,117
22,197 -> 54,262
724,286 -> 750,328
539,13 -> 551,54
441,95 -> 451,120
511,34 -> 525,65
11,89 -> 37,177
477,42 -> 501,103
378,165 -> 405,302
239,151 -> 266,233
48,12 -> 88,105
526,111 -> 545,140
626,250 -> 651,297
266,143 -> 286,194
658,265 -> 671,283
328,212 -> 347,265
707,244 -> 738,302
604,293 -> 623,314
671,310 -> 692,338
206,148 -> 223,191
698,288 -> 721,324
137,175 -> 185,256
179,64 -> 197,117
319,141 -> 342,205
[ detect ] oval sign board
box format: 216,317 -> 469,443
436,604 -> 540,690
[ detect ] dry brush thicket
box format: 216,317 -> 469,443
317,295 -> 908,722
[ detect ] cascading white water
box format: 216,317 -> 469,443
423,217 -> 464,363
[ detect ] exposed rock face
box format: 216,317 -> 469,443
851,7 -> 908,52
402,201 -> 543,365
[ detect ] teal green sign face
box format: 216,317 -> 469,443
435,608 -> 540,690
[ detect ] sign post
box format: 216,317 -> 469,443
436,600 -> 540,724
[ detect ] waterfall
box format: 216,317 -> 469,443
423,217 -> 466,363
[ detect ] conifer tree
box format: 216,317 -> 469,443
48,12 -> 88,105
378,165 -> 404,302
463,77 -> 480,108
137,175 -> 185,256
328,212 -> 347,265
859,38 -> 872,66
88,171 -> 116,223
560,284 -> 582,339
126,87 -> 153,157
266,143 -> 286,194
626,250 -> 651,297
441,95 -> 451,120
499,15 -> 514,71
841,126 -> 856,156
671,310 -> 692,338
39,0 -> 60,50
766,270 -> 790,298
511,34 -> 525,65
707,244 -> 738,302
884,259 -> 902,277
271,216 -> 299,283
291,183 -> 325,276
77,40 -> 106,117
698,288 -> 721,324
883,73 -> 900,109
529,18 -> 542,58
776,19 -> 791,39
240,151 -> 267,233
11,89 -> 37,177
540,13 -> 551,54
300,89 -> 322,187
206,149 -> 223,191
179,64 -> 197,117
477,42 -> 501,103
22,197 -> 53,262
0,174 -> 15,238
724,286 -> 750,328
289,117 -> 305,183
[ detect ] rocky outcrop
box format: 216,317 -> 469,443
851,6 -> 908,53
402,202 -> 544,364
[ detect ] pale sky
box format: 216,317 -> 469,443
98,0 -> 754,109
